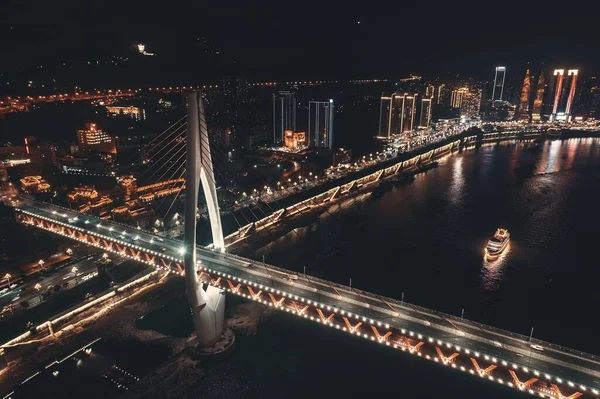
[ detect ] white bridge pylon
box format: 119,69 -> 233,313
184,92 -> 226,347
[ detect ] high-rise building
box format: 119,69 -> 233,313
451,88 -> 468,108
452,87 -> 481,119
378,94 -> 392,137
400,94 -> 418,132
420,97 -> 433,127
273,91 -> 296,143
462,89 -> 482,119
437,84 -> 446,104
548,69 -> 579,121
515,69 -> 532,121
308,100 -> 334,148
492,66 -> 506,102
426,85 -> 436,97
378,93 -> 418,137
532,70 -> 546,121
77,123 -> 116,154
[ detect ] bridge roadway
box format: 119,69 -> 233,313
14,199 -> 600,394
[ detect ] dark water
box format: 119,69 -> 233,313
257,138 -> 600,355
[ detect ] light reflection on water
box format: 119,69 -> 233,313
480,242 -> 511,291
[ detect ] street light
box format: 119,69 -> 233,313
4,273 -> 11,287
38,259 -> 45,268
66,248 -> 73,255
34,283 -> 42,302
102,253 -> 109,260
72,266 -> 79,283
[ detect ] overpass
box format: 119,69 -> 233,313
13,199 -> 600,398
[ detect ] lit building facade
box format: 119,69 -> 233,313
20,176 -> 50,193
118,175 -> 137,200
436,84 -> 445,104
420,97 -> 433,127
461,89 -> 482,119
283,130 -> 307,149
532,70 -> 546,121
378,95 -> 392,137
492,66 -> 506,102
400,94 -> 417,132
308,100 -> 334,148
516,69 -> 532,121
273,91 -> 296,143
547,69 -> 579,121
106,106 -> 146,121
379,93 -> 419,137
77,123 -> 117,154
452,87 -> 481,119
451,88 -> 467,108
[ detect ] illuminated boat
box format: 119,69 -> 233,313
485,228 -> 510,260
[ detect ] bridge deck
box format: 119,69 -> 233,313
13,199 -> 600,396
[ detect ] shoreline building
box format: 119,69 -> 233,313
532,70 -> 546,121
492,66 -> 506,102
420,96 -> 433,127
451,87 -> 482,120
272,91 -> 296,144
380,92 -> 427,137
515,69 -> 532,121
547,69 -> 579,121
308,100 -> 334,148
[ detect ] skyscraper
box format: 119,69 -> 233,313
437,84 -> 446,104
273,91 -> 296,143
461,89 -> 482,119
308,100 -> 334,148
401,94 -> 418,132
515,69 -> 532,121
492,66 -> 506,102
378,93 -> 418,137
451,88 -> 468,108
548,69 -> 579,121
378,94 -> 392,137
426,85 -> 436,97
532,70 -> 546,121
451,87 -> 481,119
420,97 -> 433,127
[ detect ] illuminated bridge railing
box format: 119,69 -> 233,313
14,203 -> 600,395
222,251 -> 599,367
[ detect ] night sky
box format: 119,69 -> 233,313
1,0 -> 598,83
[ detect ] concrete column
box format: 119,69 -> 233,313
184,92 -> 225,347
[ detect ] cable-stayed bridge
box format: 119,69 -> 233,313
8,94 -> 600,398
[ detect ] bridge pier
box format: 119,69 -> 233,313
188,283 -> 226,347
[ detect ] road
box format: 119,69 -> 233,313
0,254 -> 102,316
14,199 -> 600,392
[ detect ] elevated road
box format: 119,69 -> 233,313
13,199 -> 600,397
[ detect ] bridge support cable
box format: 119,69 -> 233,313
152,145 -> 188,184
131,118 -> 187,168
126,115 -> 186,166
158,168 -> 187,220
141,125 -> 187,179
